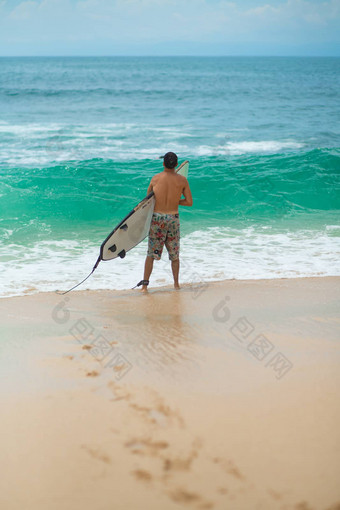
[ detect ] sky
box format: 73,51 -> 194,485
0,0 -> 339,56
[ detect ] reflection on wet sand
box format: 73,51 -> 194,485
108,289 -> 203,379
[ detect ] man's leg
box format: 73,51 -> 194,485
171,258 -> 180,289
142,255 -> 154,291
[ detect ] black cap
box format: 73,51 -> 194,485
159,152 -> 178,169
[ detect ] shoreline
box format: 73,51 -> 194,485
1,275 -> 340,509
1,273 -> 339,300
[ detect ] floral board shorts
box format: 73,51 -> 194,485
147,213 -> 180,261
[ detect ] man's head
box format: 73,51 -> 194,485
161,152 -> 178,169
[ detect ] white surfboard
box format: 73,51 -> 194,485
100,160 -> 189,261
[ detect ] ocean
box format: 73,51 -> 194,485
0,56 -> 339,297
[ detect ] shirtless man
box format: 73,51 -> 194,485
139,152 -> 193,292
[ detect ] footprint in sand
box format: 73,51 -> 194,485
170,488 -> 200,503
163,440 -> 201,473
212,457 -> 245,481
148,408 -> 169,427
325,504 -> 340,510
86,370 -> 99,377
81,445 -> 111,464
125,437 -> 169,456
108,382 -> 184,428
267,488 -> 282,501
132,469 -> 153,482
107,381 -> 131,401
131,396 -> 184,428
294,502 -> 314,510
169,488 -> 214,509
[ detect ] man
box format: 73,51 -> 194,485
138,152 -> 193,292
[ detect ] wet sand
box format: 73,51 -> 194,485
0,276 -> 340,510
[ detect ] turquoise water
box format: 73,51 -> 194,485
0,57 -> 339,295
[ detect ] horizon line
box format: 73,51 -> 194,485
0,54 -> 339,58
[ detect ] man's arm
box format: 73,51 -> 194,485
147,177 -> 154,195
179,178 -> 193,207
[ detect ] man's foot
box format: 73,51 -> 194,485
174,283 -> 180,290
141,285 -> 148,292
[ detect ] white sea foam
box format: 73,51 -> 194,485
0,122 -> 62,135
1,225 -> 339,298
197,140 -> 304,156
0,120 -> 305,165
326,225 -> 340,231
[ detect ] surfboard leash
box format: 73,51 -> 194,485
55,255 -> 101,295
131,279 -> 149,289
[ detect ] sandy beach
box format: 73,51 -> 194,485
1,276 -> 340,510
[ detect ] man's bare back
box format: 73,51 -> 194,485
147,169 -> 192,213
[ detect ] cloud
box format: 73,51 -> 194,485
0,0 -> 339,54
8,0 -> 39,20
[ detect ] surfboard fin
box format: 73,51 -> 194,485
118,249 -> 126,259
108,244 -> 117,253
120,223 -> 128,231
